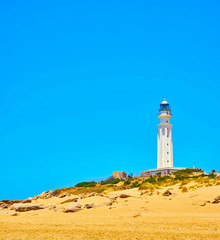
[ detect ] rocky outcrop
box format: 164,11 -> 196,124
109,196 -> 118,201
9,212 -> 18,216
58,193 -> 67,198
54,207 -> 65,212
38,191 -> 48,199
10,204 -> 18,210
162,190 -> 172,196
104,201 -> 113,206
0,200 -> 22,205
0,203 -> 9,209
193,200 -> 210,206
13,205 -> 44,212
63,203 -> 82,213
44,205 -> 56,210
38,190 -> 56,199
212,195 -> 220,204
22,198 -> 32,203
60,198 -> 78,204
119,194 -> 131,198
87,192 -> 95,197
33,195 -> 38,200
84,203 -> 95,209
78,194 -> 87,199
215,195 -> 220,200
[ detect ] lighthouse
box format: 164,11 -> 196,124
140,98 -> 186,176
157,98 -> 173,168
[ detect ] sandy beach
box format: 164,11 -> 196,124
0,184 -> 219,240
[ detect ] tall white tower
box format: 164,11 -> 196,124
157,98 -> 173,168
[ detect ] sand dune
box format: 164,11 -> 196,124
0,185 -> 219,240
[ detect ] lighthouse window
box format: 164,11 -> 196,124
167,152 -> 169,154
166,120 -> 168,123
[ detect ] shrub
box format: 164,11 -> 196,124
130,181 -> 140,188
173,168 -> 203,178
96,188 -> 105,193
157,176 -> 172,182
124,180 -> 131,185
174,176 -> 188,180
208,173 -> 216,179
156,172 -> 162,177
100,177 -> 121,185
100,181 -> 108,185
143,177 -> 156,184
111,178 -> 121,184
107,184 -> 114,187
75,181 -> 97,187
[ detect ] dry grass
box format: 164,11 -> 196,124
54,173 -> 220,198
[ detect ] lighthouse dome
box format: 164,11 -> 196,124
158,98 -> 171,115
161,98 -> 168,104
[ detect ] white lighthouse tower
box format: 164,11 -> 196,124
157,98 -> 173,168
140,98 -> 186,176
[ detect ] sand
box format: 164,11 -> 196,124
0,185 -> 219,240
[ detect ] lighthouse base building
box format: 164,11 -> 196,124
141,99 -> 186,177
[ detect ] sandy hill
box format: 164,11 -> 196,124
0,181 -> 220,240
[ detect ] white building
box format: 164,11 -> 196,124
141,98 -> 185,176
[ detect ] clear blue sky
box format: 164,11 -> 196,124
0,0 -> 219,200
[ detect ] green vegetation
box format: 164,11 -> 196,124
130,181 -> 140,188
172,168 -> 204,180
100,178 -> 121,185
53,168 -> 220,196
111,178 -> 121,184
142,177 -> 156,184
75,181 -> 97,187
124,180 -> 131,185
208,173 -> 216,178
157,176 -> 172,182
173,168 -> 202,177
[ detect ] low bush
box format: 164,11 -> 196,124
75,181 -> 97,187
173,168 -> 203,178
157,176 -> 172,182
174,176 -> 188,180
100,181 -> 107,185
96,188 -> 105,193
124,180 -> 131,185
208,173 -> 216,179
143,177 -> 156,184
100,178 -> 121,185
111,178 -> 121,184
130,181 -> 140,188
